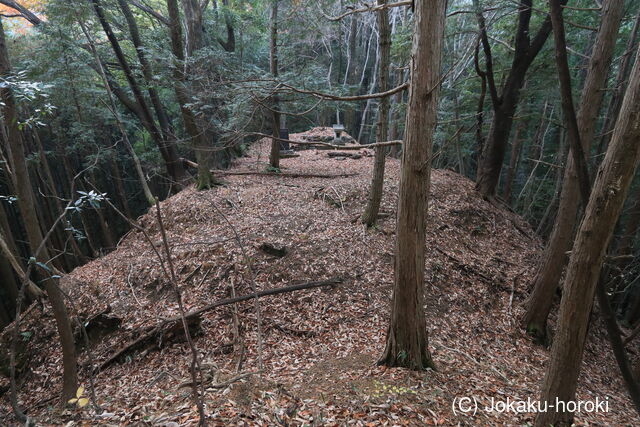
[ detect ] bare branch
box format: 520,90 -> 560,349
0,0 -> 42,26
473,0 -> 500,109
128,0 -> 169,25
561,4 -> 600,11
324,1 -> 412,21
245,132 -> 402,150
279,81 -> 409,101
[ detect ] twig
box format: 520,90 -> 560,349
179,371 -> 258,390
127,264 -> 143,307
439,344 -> 511,384
208,372 -> 257,389
201,194 -> 265,372
155,199 -> 207,426
330,186 -> 345,213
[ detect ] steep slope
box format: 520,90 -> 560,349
1,128 -> 637,425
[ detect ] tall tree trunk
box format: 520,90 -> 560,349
452,90 -> 465,176
216,0 -> 236,52
535,38 -> 640,427
89,171 -> 116,249
116,0 -> 188,189
502,111 -> 527,204
0,16 -> 77,402
523,0 -> 624,342
32,168 -> 69,271
269,0 -> 281,169
361,0 -> 391,226
32,129 -> 86,266
378,0 -> 445,370
109,151 -> 134,220
344,14 -> 359,135
77,17 -> 157,207
59,150 -> 98,257
167,0 -> 215,190
91,0 -> 185,188
182,0 -> 205,54
596,7 -> 640,158
388,69 -> 404,158
474,0 -> 560,199
535,129 -> 567,237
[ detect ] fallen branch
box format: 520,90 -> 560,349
98,315 -> 202,371
187,277 -> 343,319
284,139 -> 401,150
435,248 -> 494,283
181,159 -> 357,179
327,152 -> 363,159
219,171 -> 356,178
438,344 -> 511,384
179,371 -> 258,390
247,133 -> 402,150
99,278 -> 344,370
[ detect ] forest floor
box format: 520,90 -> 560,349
1,127 -> 639,426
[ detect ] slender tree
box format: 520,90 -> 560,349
474,0 -> 560,199
361,0 -> 391,227
269,0 -> 281,169
378,0 -> 445,370
535,38 -> 640,427
167,0 -> 215,189
0,15 -> 78,402
597,7 -> 640,157
523,0 -> 624,342
90,0 -> 186,188
116,0 -> 189,188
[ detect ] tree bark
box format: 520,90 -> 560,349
596,7 -> 640,158
91,0 -> 185,187
167,0 -> 215,190
474,0 -> 560,199
269,0 -> 281,169
77,17 -> 157,207
361,0 -> 391,226
523,0 -> 624,342
109,151 -> 134,220
0,16 -> 77,402
116,0 -> 188,189
388,69 -> 404,158
535,39 -> 640,427
502,111 -> 527,204
217,0 -> 236,52
32,129 -> 86,266
378,0 -> 445,370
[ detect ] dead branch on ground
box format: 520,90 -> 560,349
99,278 -> 344,371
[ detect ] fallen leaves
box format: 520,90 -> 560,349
0,128 -> 637,425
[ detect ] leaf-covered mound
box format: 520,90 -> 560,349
1,128 -> 637,425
